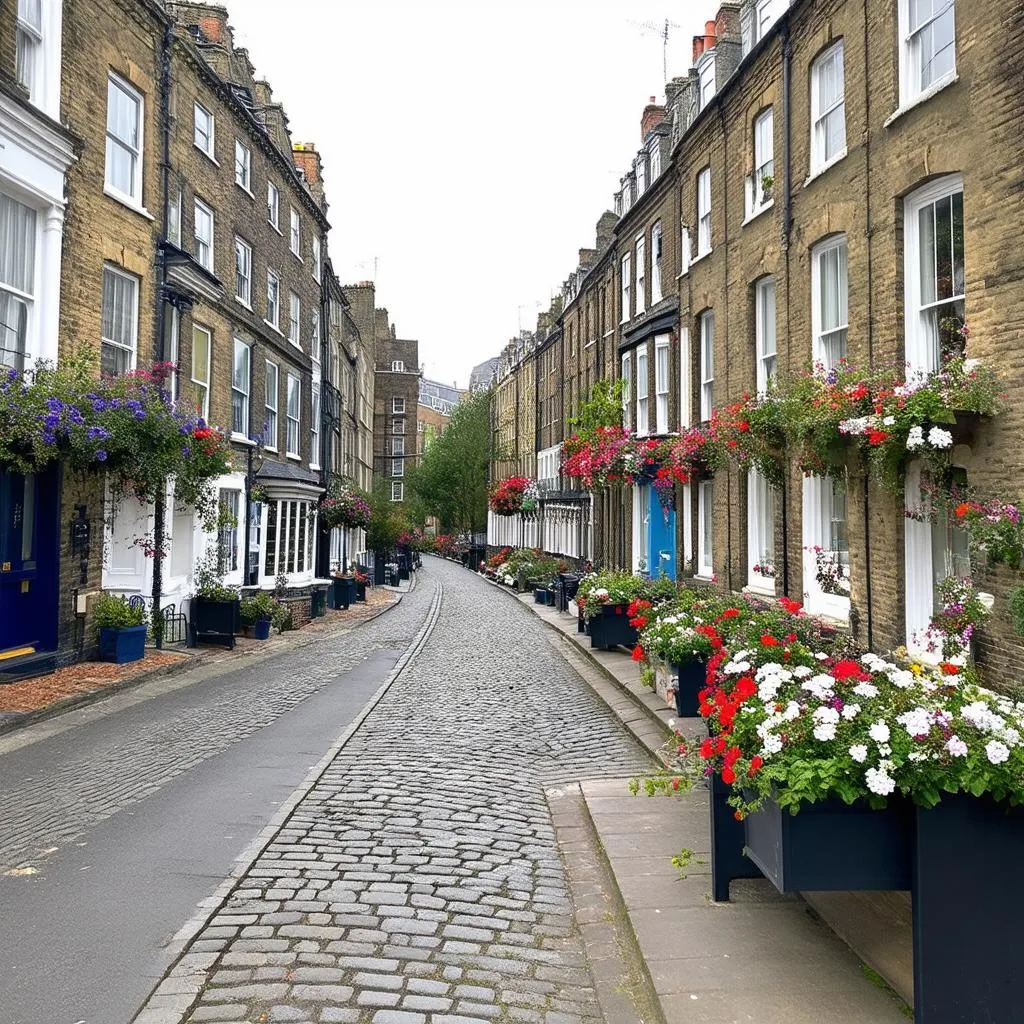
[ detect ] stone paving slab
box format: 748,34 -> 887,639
580,778 -> 910,1023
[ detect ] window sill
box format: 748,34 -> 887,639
264,446 -> 278,454
263,320 -> 284,336
231,434 -> 256,446
269,221 -> 283,235
742,199 -> 774,226
884,73 -> 959,128
677,268 -> 690,280
235,296 -> 252,312
103,186 -> 155,221
195,144 -> 220,167
288,337 -> 302,349
690,248 -> 712,267
743,581 -> 776,598
804,148 -> 848,188
236,181 -> 255,200
285,453 -> 302,462
291,251 -> 303,263
694,572 -> 715,583
309,463 -> 321,472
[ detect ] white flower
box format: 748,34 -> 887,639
792,666 -> 813,679
963,358 -> 981,373
762,734 -> 783,755
946,736 -> 968,758
758,679 -> 782,703
849,744 -> 868,763
594,588 -> 609,599
897,708 -> 933,738
928,426 -> 954,449
853,681 -> 879,698
782,701 -> 801,721
813,706 -> 840,724
986,740 -> 1010,765
813,722 -> 838,741
869,721 -> 891,744
842,702 -> 861,720
906,425 -> 925,450
1004,727 -> 1021,747
814,652 -> 830,661
883,416 -> 895,426
865,767 -> 896,796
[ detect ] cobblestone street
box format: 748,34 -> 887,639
141,558 -> 653,1024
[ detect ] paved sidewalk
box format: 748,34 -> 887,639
509,584 -> 913,1023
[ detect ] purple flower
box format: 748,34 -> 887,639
182,445 -> 191,457
95,450 -> 108,461
86,426 -> 109,441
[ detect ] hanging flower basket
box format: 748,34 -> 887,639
315,483 -> 372,530
488,476 -> 539,516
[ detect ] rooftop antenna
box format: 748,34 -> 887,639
627,17 -> 681,90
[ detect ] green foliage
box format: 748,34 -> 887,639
409,389 -> 490,533
92,592 -> 147,630
569,378 -> 623,434
192,547 -> 238,601
239,591 -> 288,631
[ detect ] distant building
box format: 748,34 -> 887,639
469,357 -> 499,391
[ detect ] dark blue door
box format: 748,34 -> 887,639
0,467 -> 59,658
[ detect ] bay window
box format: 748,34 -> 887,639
0,194 -> 36,373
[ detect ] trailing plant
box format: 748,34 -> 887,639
315,480 -> 372,530
915,575 -> 991,662
488,476 -> 539,516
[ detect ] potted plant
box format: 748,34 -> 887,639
93,592 -> 148,664
354,569 -> 370,602
239,591 -> 284,640
330,572 -> 357,610
576,570 -> 651,651
189,548 -> 239,649
760,172 -> 774,203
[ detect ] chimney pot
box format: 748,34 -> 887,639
693,35 -> 705,62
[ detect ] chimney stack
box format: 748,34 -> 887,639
640,96 -> 666,140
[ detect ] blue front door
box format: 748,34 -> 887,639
648,488 -> 677,581
0,467 -> 60,657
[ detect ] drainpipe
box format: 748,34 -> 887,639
780,23 -> 792,600
861,0 -> 875,649
150,19 -> 173,650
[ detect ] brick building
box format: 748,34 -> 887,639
491,0 -> 1024,687
373,329 -> 420,506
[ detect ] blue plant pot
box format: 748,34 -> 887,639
98,624 -> 147,664
253,617 -> 271,640
588,605 -> 638,651
671,657 -> 708,718
534,588 -> 550,604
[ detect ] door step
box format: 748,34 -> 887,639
0,648 -> 57,683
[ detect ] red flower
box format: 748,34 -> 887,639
867,430 -> 890,446
724,745 -> 742,768
721,766 -> 736,785
718,704 -> 737,727
734,676 -> 757,700
671,777 -> 681,791
832,659 -> 866,681
785,632 -> 797,642
737,421 -> 750,432
734,810 -> 744,821
631,645 -> 645,662
779,596 -> 803,615
748,755 -> 764,776
700,738 -> 714,759
940,662 -> 961,675
721,608 -> 740,619
714,736 -> 728,755
954,502 -> 974,519
760,634 -> 780,647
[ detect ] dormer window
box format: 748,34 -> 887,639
698,53 -> 716,110
636,155 -> 647,196
650,140 -> 662,181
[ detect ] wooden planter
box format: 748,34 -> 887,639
670,657 -> 707,718
588,604 -> 638,651
191,598 -> 239,650
709,772 -> 762,902
98,624 -> 147,664
743,793 -> 913,893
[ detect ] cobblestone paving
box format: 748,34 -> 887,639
0,584 -> 432,874
172,558 -> 653,1024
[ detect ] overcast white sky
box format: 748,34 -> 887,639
230,0 -> 714,388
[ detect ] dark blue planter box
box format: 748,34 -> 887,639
253,618 -> 271,640
356,581 -> 367,603
743,793 -> 913,893
331,577 -> 357,610
671,657 -> 708,718
191,598 -> 239,650
709,772 -> 762,901
310,589 -> 327,618
911,794 -> 1024,1023
534,588 -> 550,604
588,605 -> 638,651
98,624 -> 147,664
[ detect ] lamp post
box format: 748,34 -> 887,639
242,435 -> 266,587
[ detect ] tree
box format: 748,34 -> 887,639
409,388 -> 490,534
365,480 -> 408,554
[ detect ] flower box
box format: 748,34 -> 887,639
330,577 -> 357,610
534,588 -> 550,604
98,624 -> 147,664
191,597 -> 239,650
670,657 -> 707,718
310,588 -> 327,618
743,794 -> 913,893
709,772 -> 762,902
356,581 -> 367,603
588,604 -> 638,651
910,793 -> 1024,1023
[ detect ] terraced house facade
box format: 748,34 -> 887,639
489,0 -> 1024,684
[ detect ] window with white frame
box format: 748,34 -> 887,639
263,499 -> 314,579
194,102 -> 215,159
744,0 -> 782,53
747,468 -> 775,590
393,436 -> 405,457
899,0 -> 956,106
289,207 -> 301,257
811,41 -> 846,173
697,168 -> 711,257
392,417 -> 405,434
191,324 -> 210,419
288,291 -> 300,345
650,140 -> 662,181
286,373 -> 300,456
266,269 -> 279,328
635,235 -> 646,316
312,235 -> 322,283
803,475 -> 850,617
904,175 -> 964,374
636,154 -> 647,196
635,344 -> 649,435
699,310 -> 714,420
311,310 -> 320,358
680,223 -> 691,275
748,107 -> 775,217
392,457 -> 404,476
267,181 -> 279,229
620,351 -> 632,431
651,221 -> 663,303
217,488 -> 240,574
105,73 -> 143,203
264,360 -> 278,448
0,194 -> 36,374
16,0 -> 43,102
194,199 -> 214,271
698,480 -> 714,577
620,253 -> 631,322
393,397 -> 405,414
231,338 -> 250,437
391,480 -> 404,502
311,365 -> 321,468
164,306 -> 179,403
756,277 -> 777,393
234,139 -> 251,191
392,360 -> 405,372
679,325 -> 691,429
633,483 -> 651,574
655,336 -> 669,434
168,188 -> 181,247
812,235 -> 848,370
234,236 -> 251,306
698,55 -> 715,110
100,265 -> 138,376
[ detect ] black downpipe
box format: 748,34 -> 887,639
719,103 -> 733,594
861,0 -> 875,649
780,25 -> 793,599
150,20 -> 173,649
